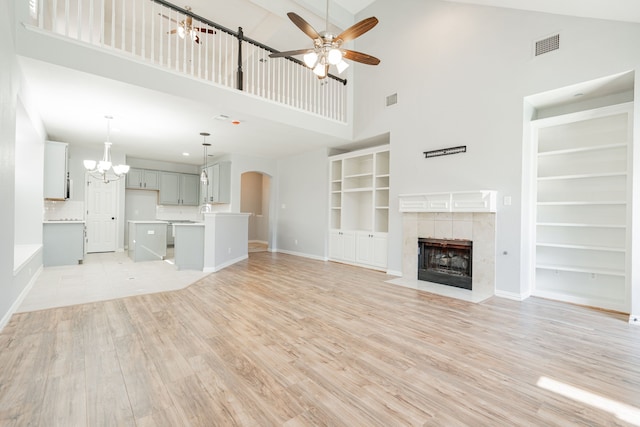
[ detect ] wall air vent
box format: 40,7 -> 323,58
386,93 -> 398,106
535,34 -> 560,56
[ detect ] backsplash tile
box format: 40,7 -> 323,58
44,200 -> 84,221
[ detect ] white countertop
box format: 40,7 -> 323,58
127,220 -> 169,224
43,220 -> 85,224
173,222 -> 205,227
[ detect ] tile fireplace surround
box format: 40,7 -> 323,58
389,192 -> 497,303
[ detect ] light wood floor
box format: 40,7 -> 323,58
1,252 -> 640,426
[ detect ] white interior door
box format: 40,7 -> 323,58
86,175 -> 118,253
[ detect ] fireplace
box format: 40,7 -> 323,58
418,238 -> 473,290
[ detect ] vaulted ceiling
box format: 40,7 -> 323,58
17,0 -> 640,165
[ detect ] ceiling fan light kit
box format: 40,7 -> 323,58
269,0 -> 380,79
159,5 -> 215,45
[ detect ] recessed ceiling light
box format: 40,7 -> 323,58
182,152 -> 190,156
574,92 -> 584,97
214,114 -> 229,121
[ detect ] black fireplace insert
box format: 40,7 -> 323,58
418,238 -> 472,290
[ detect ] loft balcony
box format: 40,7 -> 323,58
19,0 -> 350,124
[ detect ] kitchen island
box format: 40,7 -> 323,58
128,220 -> 168,262
174,212 -> 249,272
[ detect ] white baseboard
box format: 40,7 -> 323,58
203,254 -> 249,273
0,265 -> 42,332
273,249 -> 327,262
495,289 -> 529,301
629,314 -> 640,325
386,269 -> 402,277
249,240 -> 268,245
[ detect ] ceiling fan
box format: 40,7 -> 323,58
269,1 -> 380,79
159,6 -> 215,44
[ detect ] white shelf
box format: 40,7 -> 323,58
536,242 -> 625,252
537,172 -> 626,181
344,172 -> 373,179
343,187 -> 374,193
537,142 -> 627,157
536,264 -> 625,277
536,222 -> 625,228
375,206 -> 389,210
376,174 -> 390,178
537,201 -> 626,206
376,186 -> 390,190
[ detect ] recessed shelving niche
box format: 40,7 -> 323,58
329,145 -> 390,270
531,103 -> 631,312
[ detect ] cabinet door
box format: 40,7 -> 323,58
44,141 -> 69,200
329,230 -> 344,260
180,174 -> 200,206
210,162 -> 231,203
126,168 -> 143,188
342,231 -> 356,262
143,170 -> 159,190
372,233 -> 388,268
159,172 -> 180,205
355,232 -> 374,265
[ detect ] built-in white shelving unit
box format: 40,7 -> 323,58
329,145 -> 389,270
531,103 -> 632,312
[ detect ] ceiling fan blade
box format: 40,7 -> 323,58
343,49 -> 380,65
269,48 -> 313,58
194,27 -> 216,35
287,12 -> 321,40
336,17 -> 378,44
158,13 -> 178,24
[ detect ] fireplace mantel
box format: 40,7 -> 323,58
398,191 -> 497,213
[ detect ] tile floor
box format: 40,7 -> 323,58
17,248 -> 209,313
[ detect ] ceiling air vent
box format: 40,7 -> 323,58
386,93 -> 398,107
535,34 -> 560,56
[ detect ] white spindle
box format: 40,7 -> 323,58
120,0 -> 125,50
77,0 -> 82,40
88,0 -> 93,44
64,0 -> 69,37
131,0 -> 136,56
38,0 -> 44,29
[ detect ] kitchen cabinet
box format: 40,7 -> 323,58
43,221 -> 84,266
200,161 -> 231,204
159,172 -> 199,205
329,146 -> 389,271
531,102 -> 631,313
126,168 -> 159,190
43,141 -> 69,200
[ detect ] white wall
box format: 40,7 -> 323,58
352,0 -> 640,300
0,0 -> 18,326
14,101 -> 44,245
275,148 -> 329,259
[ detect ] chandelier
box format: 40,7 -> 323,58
83,116 -> 130,183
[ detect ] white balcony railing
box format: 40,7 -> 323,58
30,0 -> 348,122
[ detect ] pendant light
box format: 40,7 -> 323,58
200,132 -> 210,184
199,132 -> 212,214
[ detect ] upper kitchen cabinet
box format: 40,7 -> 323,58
126,168 -> 159,190
43,141 -> 69,200
159,172 -> 199,205
200,161 -> 231,204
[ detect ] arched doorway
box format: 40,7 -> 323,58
240,171 -> 271,252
